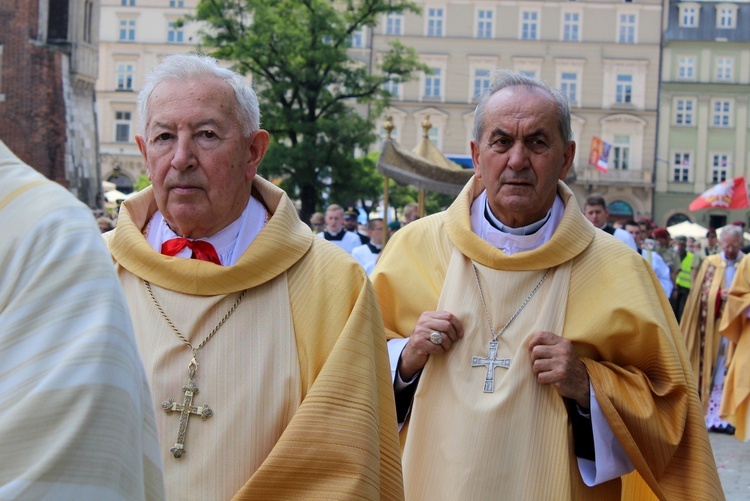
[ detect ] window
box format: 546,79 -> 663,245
718,7 -> 735,28
170,0 -> 185,6
350,28 -> 365,48
678,56 -> 695,80
119,19 -> 135,41
427,8 -> 444,37
520,70 -> 537,79
83,1 -> 94,44
560,72 -> 578,104
612,135 -> 630,170
384,79 -> 399,97
473,69 -> 491,99
477,10 -> 493,38
116,63 -> 134,91
680,6 -> 697,27
167,22 -> 184,43
618,14 -> 636,44
562,12 -> 580,42
521,11 -> 539,40
711,153 -> 730,183
674,98 -> 695,126
672,152 -> 691,182
615,74 -> 632,104
712,100 -> 732,127
385,13 -> 403,35
716,57 -> 733,82
114,112 -> 132,142
424,68 -> 442,98
428,126 -> 440,147
121,0 -> 135,5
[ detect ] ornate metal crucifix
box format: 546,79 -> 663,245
471,341 -> 511,393
162,372 -> 213,459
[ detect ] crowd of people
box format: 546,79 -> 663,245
4,55 -> 749,500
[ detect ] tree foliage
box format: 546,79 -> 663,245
191,0 -> 425,221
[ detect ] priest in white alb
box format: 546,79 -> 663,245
104,54 -> 403,500
371,71 -> 723,500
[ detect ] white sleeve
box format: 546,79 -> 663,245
614,228 -> 638,252
388,338 -> 411,385
577,383 -> 635,486
651,252 -> 674,297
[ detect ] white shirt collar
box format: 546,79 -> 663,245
470,190 -> 565,255
145,195 -> 268,266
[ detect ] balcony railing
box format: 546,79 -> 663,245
575,166 -> 653,186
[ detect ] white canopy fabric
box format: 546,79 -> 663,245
667,221 -> 708,239
104,189 -> 129,203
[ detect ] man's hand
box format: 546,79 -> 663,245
529,331 -> 590,409
399,311 -> 463,381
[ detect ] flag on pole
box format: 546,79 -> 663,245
689,177 -> 750,211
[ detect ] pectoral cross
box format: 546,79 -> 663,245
471,341 -> 511,393
162,376 -> 213,458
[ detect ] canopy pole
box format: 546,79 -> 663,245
418,189 -> 426,218
382,175 -> 390,246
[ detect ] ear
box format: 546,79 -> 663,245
245,130 -> 270,181
135,135 -> 152,180
470,140 -> 482,180
559,140 -> 576,180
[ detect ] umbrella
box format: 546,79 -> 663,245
104,189 -> 129,203
667,221 -> 708,239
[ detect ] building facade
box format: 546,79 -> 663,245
369,0 -> 664,219
97,0 -> 201,192
0,0 -> 100,208
655,0 -> 750,229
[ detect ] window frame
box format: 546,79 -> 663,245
561,11 -> 581,42
384,13 -> 403,36
710,152 -> 731,183
426,7 -> 445,37
114,111 -> 132,143
617,12 -> 637,44
672,151 -> 692,182
674,98 -> 696,126
711,99 -> 733,128
476,8 -> 494,39
520,9 -> 540,41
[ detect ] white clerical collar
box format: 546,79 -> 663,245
470,190 -> 565,255
145,195 -> 268,266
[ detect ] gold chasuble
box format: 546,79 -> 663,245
680,254 -> 729,414
719,256 -> 750,441
371,178 -> 723,500
107,177 -> 403,500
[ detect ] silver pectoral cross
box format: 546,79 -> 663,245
162,377 -> 213,458
471,341 -> 511,393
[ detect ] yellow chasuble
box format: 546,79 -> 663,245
107,176 -> 404,500
371,178 -> 723,500
719,255 -> 750,441
680,253 -> 729,414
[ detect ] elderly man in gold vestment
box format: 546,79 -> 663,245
104,54 -> 403,500
719,253 -> 750,441
371,71 -> 722,500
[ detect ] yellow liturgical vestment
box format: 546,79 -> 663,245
680,253 -> 731,414
719,255 -> 750,441
371,178 -> 723,500
106,176 -> 403,500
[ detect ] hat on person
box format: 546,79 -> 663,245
674,236 -> 687,244
653,227 -> 670,239
344,207 -> 358,220
706,228 -> 717,237
732,220 -> 746,228
388,221 -> 401,231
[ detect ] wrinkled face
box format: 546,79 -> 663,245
583,205 -> 609,228
721,233 -> 742,260
368,221 -> 384,245
136,77 -> 268,239
471,87 -> 575,228
325,209 -> 344,233
624,224 -> 642,246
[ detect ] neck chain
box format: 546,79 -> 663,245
144,280 -> 247,458
470,263 -> 550,392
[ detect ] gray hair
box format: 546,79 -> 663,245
137,53 -> 260,137
721,225 -> 744,242
472,70 -> 572,145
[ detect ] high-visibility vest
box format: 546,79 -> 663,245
676,252 -> 694,288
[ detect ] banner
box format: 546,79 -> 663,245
689,177 -> 750,211
597,141 -> 612,173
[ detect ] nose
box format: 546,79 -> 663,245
170,134 -> 196,171
506,143 -> 530,171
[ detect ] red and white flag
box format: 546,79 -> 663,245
689,177 -> 750,211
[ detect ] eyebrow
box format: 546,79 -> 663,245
151,119 -> 222,132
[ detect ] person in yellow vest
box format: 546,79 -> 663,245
371,70 -> 722,500
681,225 -> 744,435
673,235 -> 695,322
104,53 -> 403,500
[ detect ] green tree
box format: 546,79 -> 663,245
191,0 -> 424,221
134,174 -> 152,192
